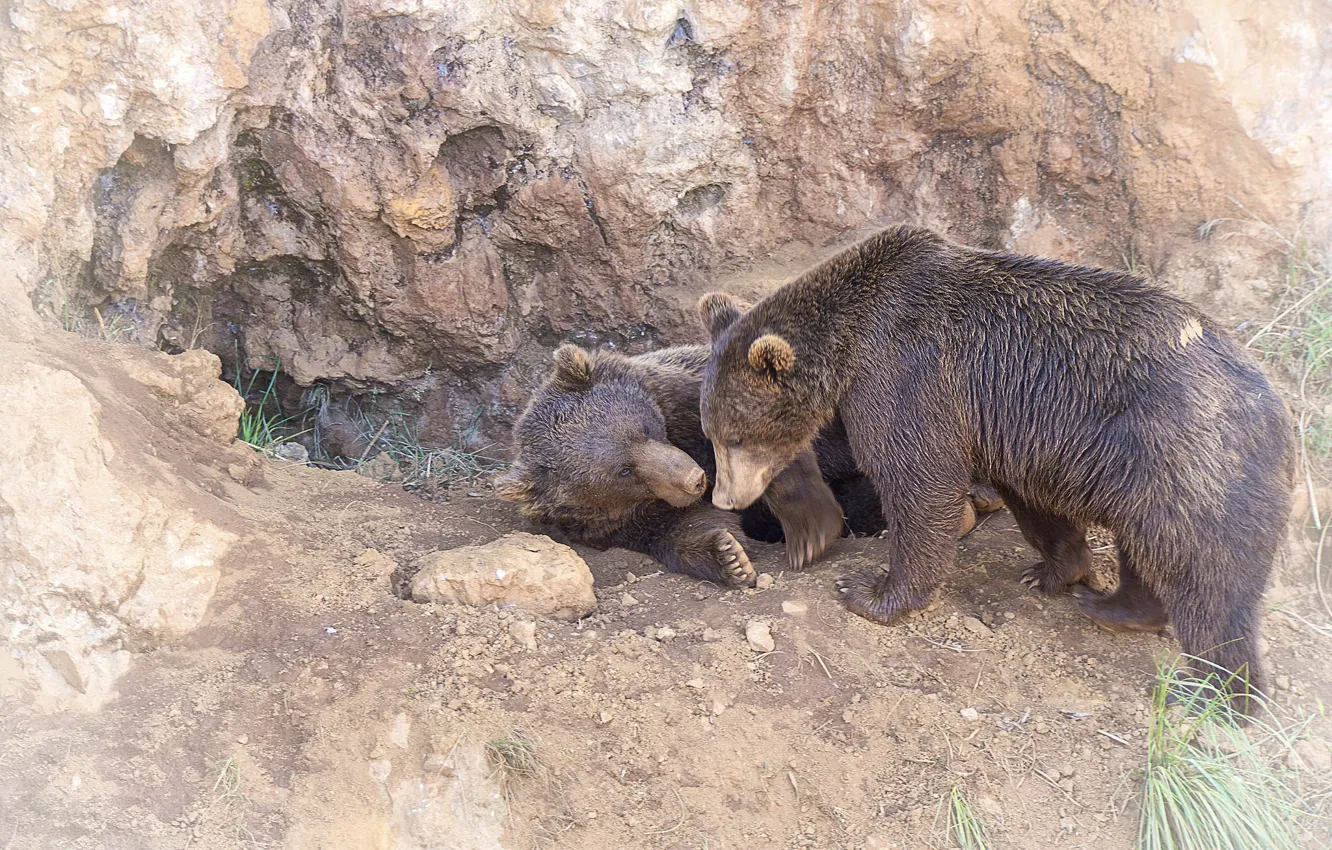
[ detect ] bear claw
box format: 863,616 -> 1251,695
835,570 -> 916,625
1019,562 -> 1086,595
714,533 -> 756,588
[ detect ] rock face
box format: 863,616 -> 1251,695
0,344 -> 241,709
410,532 -> 596,619
2,0 -> 1330,446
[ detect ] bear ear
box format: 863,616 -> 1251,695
747,334 -> 795,375
551,344 -> 594,392
698,291 -> 747,340
493,465 -> 533,502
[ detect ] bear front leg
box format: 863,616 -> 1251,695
835,488 -> 967,623
645,506 -> 758,588
835,379 -> 970,624
761,448 -> 845,570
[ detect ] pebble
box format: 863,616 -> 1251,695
508,620 -> 537,651
781,600 -> 808,615
746,621 -> 775,653
959,707 -> 980,722
1275,674 -> 1291,691
1057,762 -> 1076,779
685,678 -> 706,690
961,616 -> 992,637
621,593 -> 639,607
654,626 -> 677,641
236,734 -> 249,745
701,628 -> 722,642
756,573 -> 775,590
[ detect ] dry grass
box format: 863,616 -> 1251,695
485,733 -> 541,780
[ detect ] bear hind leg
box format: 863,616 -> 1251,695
1123,539 -> 1267,714
1073,545 -> 1168,633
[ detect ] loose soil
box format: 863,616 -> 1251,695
4,446 -> 1331,849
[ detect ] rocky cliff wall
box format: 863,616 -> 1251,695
3,0 -> 1329,446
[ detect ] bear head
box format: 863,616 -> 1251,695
495,345 -> 709,523
698,292 -> 830,511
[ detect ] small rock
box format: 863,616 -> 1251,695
959,707 -> 980,722
41,649 -> 86,694
755,573 -> 775,590
410,532 -> 596,619
701,628 -> 722,642
781,600 -> 808,615
1003,611 -> 1015,620
1058,778 -> 1075,793
273,441 -> 309,464
621,593 -> 639,607
685,678 -> 706,690
353,548 -> 399,579
654,626 -> 677,641
597,711 -> 613,726
356,451 -> 401,482
236,734 -> 249,745
625,571 -> 638,583
509,620 -> 537,651
1275,674 -> 1291,691
961,616 -> 992,637
1057,762 -> 1076,779
746,621 -> 775,653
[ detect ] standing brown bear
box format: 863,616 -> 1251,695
699,225 -> 1294,705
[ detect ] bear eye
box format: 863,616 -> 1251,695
729,438 -> 743,448
619,466 -> 633,477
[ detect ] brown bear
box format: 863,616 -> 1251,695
496,343 -> 1001,588
698,224 -> 1294,707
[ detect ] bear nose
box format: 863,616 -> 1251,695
688,468 -> 706,495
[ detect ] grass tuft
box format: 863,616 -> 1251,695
1243,233 -> 1332,463
1138,656 -> 1315,850
485,734 -> 540,780
947,786 -> 991,850
306,387 -> 506,490
232,346 -> 308,454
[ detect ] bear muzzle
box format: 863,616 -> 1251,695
632,440 -> 708,508
711,445 -> 773,511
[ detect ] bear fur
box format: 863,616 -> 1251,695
497,343 -> 1002,588
698,224 -> 1294,706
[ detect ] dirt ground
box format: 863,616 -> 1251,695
4,428 -> 1332,850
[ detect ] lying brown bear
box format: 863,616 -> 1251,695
496,343 -> 1004,587
698,224 -> 1294,706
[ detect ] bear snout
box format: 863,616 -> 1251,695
632,440 -> 709,508
686,467 -> 706,496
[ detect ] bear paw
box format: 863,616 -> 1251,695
712,531 -> 757,588
835,569 -> 923,625
1019,561 -> 1088,595
1071,585 -> 1168,634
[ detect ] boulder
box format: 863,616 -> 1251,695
410,532 -> 595,619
